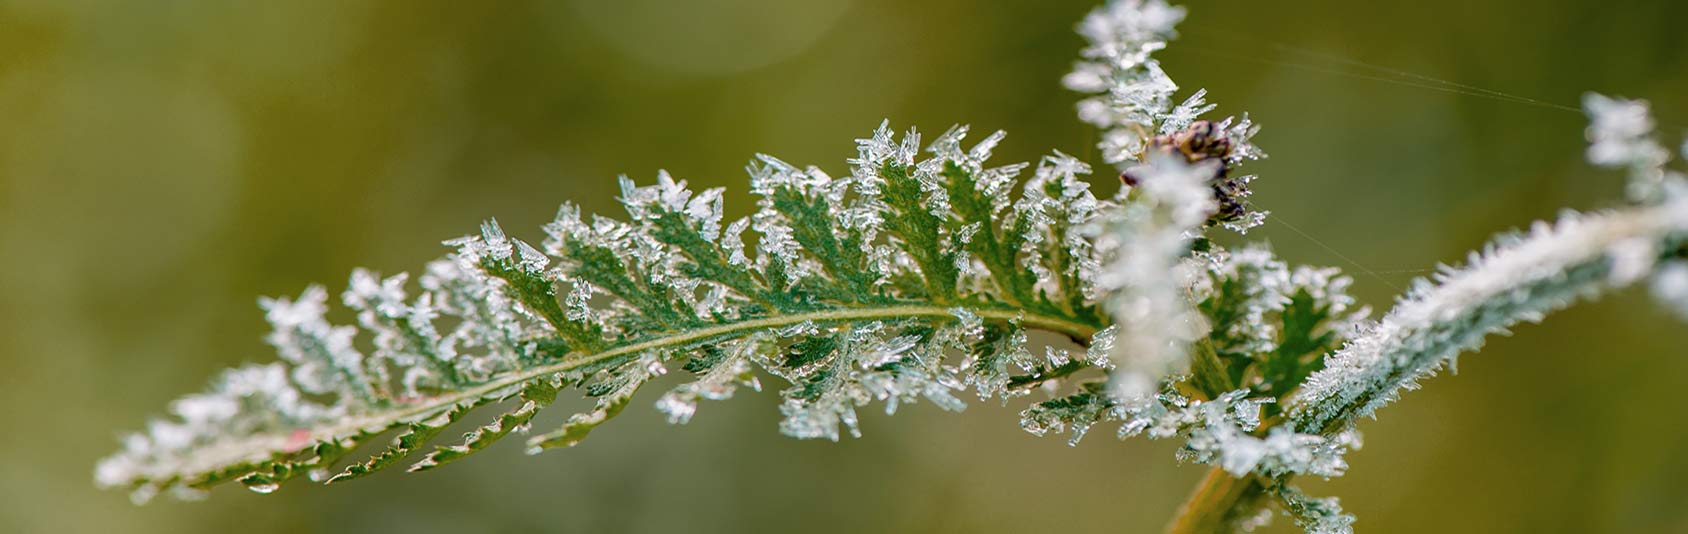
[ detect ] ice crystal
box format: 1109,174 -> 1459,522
1274,485 -> 1356,534
420,258 -> 530,380
1654,261 -> 1688,320
1189,246 -> 1366,406
344,270 -> 453,397
260,286 -> 374,402
656,336 -> 767,424
1193,248 -> 1293,355
1583,93 -> 1675,201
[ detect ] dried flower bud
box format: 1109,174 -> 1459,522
1120,120 -> 1252,228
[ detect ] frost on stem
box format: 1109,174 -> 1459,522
1289,95 -> 1688,436
1290,196 -> 1688,434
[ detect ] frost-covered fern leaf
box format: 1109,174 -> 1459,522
95,123 -> 1118,503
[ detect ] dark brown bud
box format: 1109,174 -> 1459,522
1122,121 -> 1254,228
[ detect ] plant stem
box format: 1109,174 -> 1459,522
1165,467 -> 1275,534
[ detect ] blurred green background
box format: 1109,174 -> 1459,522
3,0 -> 1687,532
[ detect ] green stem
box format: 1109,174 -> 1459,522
1165,467 -> 1276,534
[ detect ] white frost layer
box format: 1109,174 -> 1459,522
1291,196 -> 1688,432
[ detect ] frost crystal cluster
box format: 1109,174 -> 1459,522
97,1 -> 1688,533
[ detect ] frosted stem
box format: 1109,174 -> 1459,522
1289,199 -> 1688,434
1165,467 -> 1271,534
